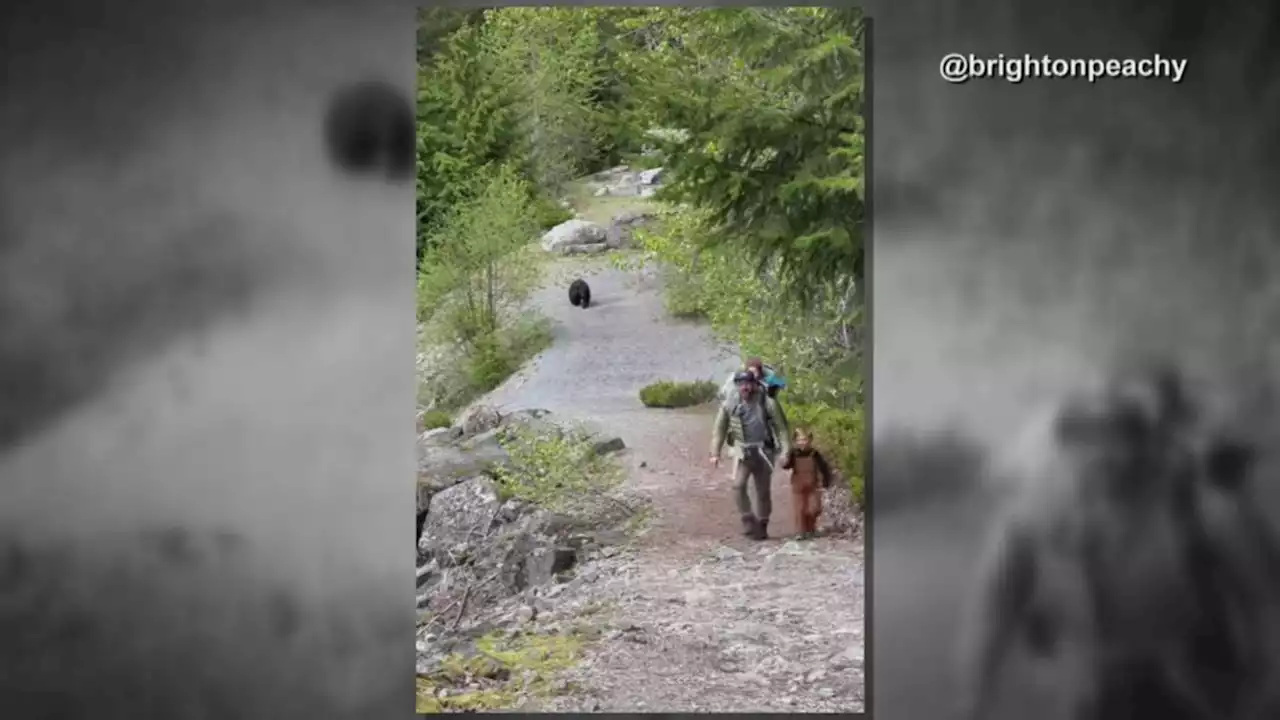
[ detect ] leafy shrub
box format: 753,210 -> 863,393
638,379 -> 719,408
659,270 -> 709,320
418,316 -> 553,413
531,194 -> 575,230
492,426 -> 623,512
416,163 -> 543,328
421,410 -> 452,430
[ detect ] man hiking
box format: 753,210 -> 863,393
711,370 -> 791,540
718,358 -> 790,478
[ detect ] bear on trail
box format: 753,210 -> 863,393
568,278 -> 591,309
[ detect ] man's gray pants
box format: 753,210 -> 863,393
733,448 -> 775,520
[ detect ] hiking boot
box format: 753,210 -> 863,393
752,519 -> 769,541
741,515 -> 758,537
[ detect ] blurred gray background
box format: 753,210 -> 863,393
871,1 -> 1280,719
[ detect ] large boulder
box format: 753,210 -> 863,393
540,219 -> 607,254
421,477 -> 504,561
456,403 -> 502,438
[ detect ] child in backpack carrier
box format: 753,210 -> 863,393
780,427 -> 833,540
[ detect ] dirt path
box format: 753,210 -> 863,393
482,260 -> 866,712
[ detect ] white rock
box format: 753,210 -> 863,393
540,219 -> 608,253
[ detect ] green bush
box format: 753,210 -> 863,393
638,380 -> 719,408
531,194 -> 575,230
420,410 -> 452,430
467,318 -> 555,396
417,315 -> 553,414
660,270 -> 709,320
492,426 -> 623,512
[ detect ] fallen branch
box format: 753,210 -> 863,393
450,583 -> 474,631
450,568 -> 504,631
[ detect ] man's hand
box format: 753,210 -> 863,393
709,455 -> 720,468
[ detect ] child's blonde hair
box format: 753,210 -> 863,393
793,427 -> 814,442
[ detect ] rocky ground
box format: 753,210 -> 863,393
415,169 -> 864,713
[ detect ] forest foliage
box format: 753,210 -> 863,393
416,7 -> 865,501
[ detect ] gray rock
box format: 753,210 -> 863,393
540,217 -> 609,253
591,436 -> 626,455
639,167 -> 664,185
506,407 -> 553,422
416,560 -> 436,587
418,427 -> 453,448
605,209 -> 658,249
495,529 -> 576,593
416,420 -> 511,515
541,219 -> 608,254
459,427 -> 504,452
524,545 -> 577,587
456,404 -> 502,438
588,527 -> 629,547
422,477 -> 503,556
495,498 -> 532,525
564,242 -> 610,256
612,209 -> 655,225
416,440 -> 511,516
499,409 -> 563,441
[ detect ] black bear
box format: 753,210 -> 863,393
568,278 -> 591,309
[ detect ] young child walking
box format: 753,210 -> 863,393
779,427 -> 834,540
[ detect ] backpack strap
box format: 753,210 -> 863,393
762,396 -> 779,451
